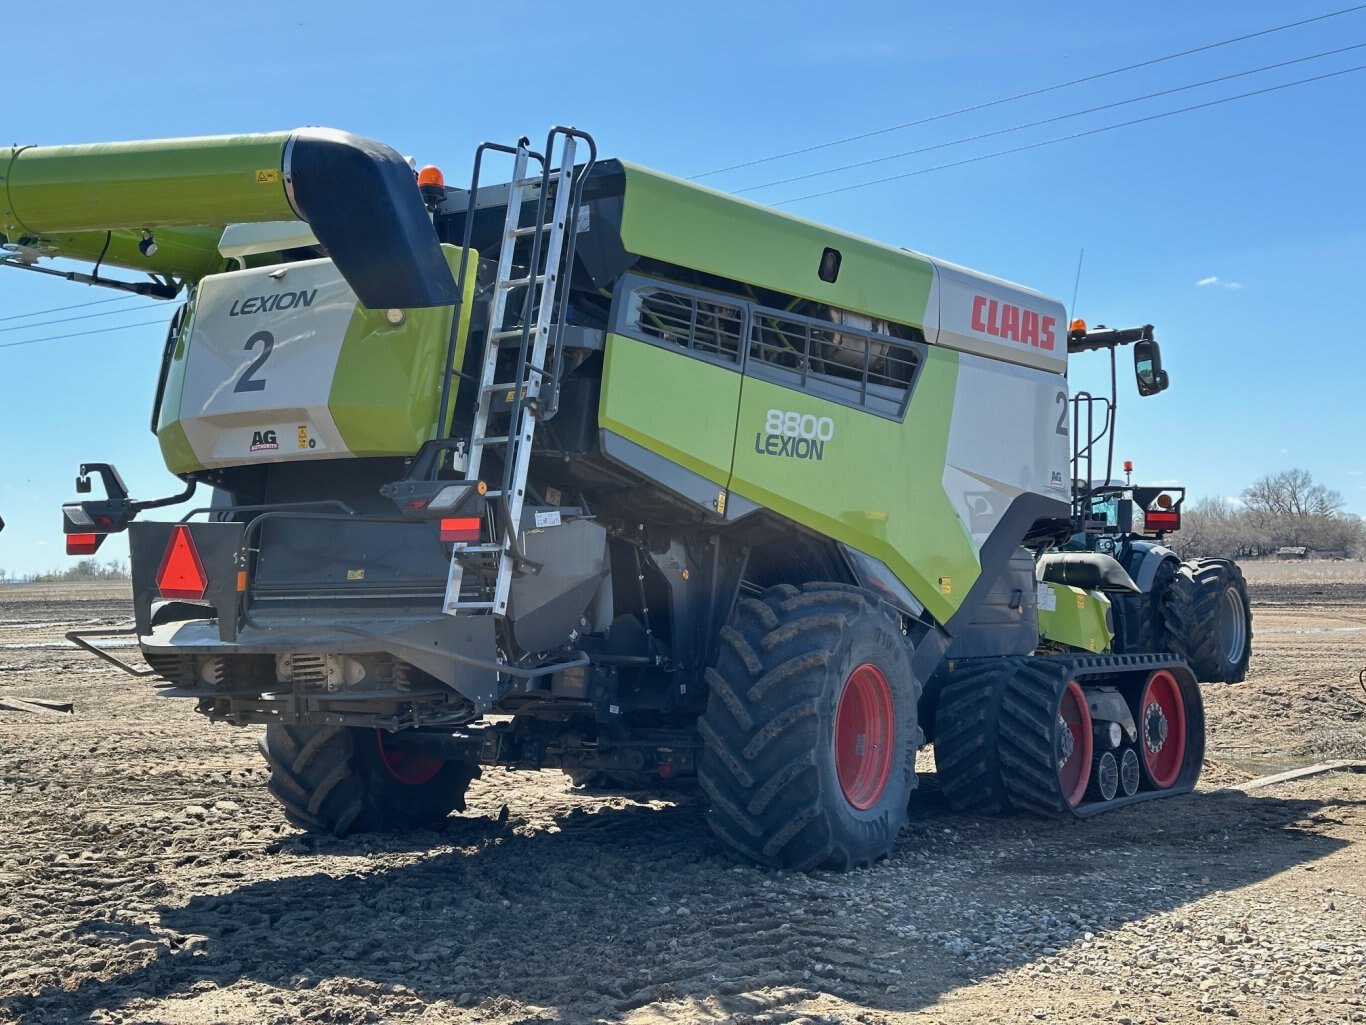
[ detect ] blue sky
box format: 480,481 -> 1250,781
1,1 -> 1364,576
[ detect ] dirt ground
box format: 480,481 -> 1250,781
1,568 -> 1363,1025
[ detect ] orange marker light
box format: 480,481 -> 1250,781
1123,460 -> 1134,473
1070,318 -> 1087,334
418,166 -> 445,210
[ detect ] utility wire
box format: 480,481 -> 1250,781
775,62 -> 1366,205
0,301 -> 163,334
0,314 -> 177,351
690,4 -> 1366,179
0,292 -> 144,323
740,42 -> 1366,194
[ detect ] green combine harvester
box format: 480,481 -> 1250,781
2,126 -> 1251,870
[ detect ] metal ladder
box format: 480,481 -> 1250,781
442,130 -> 586,618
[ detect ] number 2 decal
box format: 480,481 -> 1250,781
234,330 -> 273,393
1055,390 -> 1069,435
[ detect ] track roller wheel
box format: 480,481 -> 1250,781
1087,750 -> 1119,802
260,724 -> 480,835
699,583 -> 919,872
1119,746 -> 1141,797
1137,669 -> 1187,789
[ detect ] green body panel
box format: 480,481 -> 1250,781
618,163 -> 936,331
728,347 -> 977,622
157,420 -> 201,476
598,334 -> 741,487
2,133 -> 294,234
1038,582 -> 1114,653
156,297 -> 198,473
16,226 -> 232,281
328,245 -> 477,453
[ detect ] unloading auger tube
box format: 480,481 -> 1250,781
0,128 -> 458,308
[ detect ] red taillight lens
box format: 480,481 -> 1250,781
1145,510 -> 1180,532
156,525 -> 208,600
439,517 -> 482,543
66,533 -> 100,555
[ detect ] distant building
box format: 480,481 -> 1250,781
1276,546 -> 1310,559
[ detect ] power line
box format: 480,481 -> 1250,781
0,315 -> 178,351
775,62 -> 1366,205
740,41 -> 1366,194
0,292 -> 144,324
0,300 -> 165,334
690,4 -> 1366,180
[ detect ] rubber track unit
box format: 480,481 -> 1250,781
1164,559 -> 1253,684
698,583 -> 919,872
934,653 -> 1204,819
260,724 -> 478,835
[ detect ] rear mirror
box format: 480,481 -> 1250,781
1134,338 -> 1168,396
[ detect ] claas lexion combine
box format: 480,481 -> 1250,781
1,126 -> 1251,870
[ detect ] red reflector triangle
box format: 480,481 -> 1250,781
157,525 -> 208,600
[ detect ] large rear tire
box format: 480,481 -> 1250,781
260,724 -> 480,835
1112,557 -> 1176,655
1163,559 -> 1252,683
698,583 -> 919,871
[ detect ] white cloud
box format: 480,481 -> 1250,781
1220,496 -> 1245,507
1348,470 -> 1363,476
1195,275 -> 1244,290
1196,276 -> 1219,286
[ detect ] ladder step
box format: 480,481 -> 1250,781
476,435 -> 512,445
491,327 -> 547,342
497,274 -> 548,290
509,222 -> 555,238
454,544 -> 504,555
448,601 -> 497,611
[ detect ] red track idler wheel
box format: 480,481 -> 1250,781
1056,680 -> 1094,808
834,663 -> 896,810
1138,670 -> 1187,789
375,729 -> 445,786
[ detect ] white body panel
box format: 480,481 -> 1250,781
924,257 -> 1067,375
941,350 -> 1071,547
178,259 -> 357,469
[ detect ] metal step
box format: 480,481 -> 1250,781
497,274 -> 548,290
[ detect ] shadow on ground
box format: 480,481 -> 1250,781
4,782 -> 1349,1024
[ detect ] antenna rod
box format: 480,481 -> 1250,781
1069,247 -> 1085,317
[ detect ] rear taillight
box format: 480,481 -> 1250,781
1145,510 -> 1180,532
439,517 -> 482,543
156,525 -> 208,600
66,533 -> 101,555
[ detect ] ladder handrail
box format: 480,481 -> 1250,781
442,129 -> 595,621
542,127 -> 598,421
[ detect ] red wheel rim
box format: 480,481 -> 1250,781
1057,680 -> 1093,808
1139,669 -> 1187,789
375,730 -> 444,785
834,663 -> 896,810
